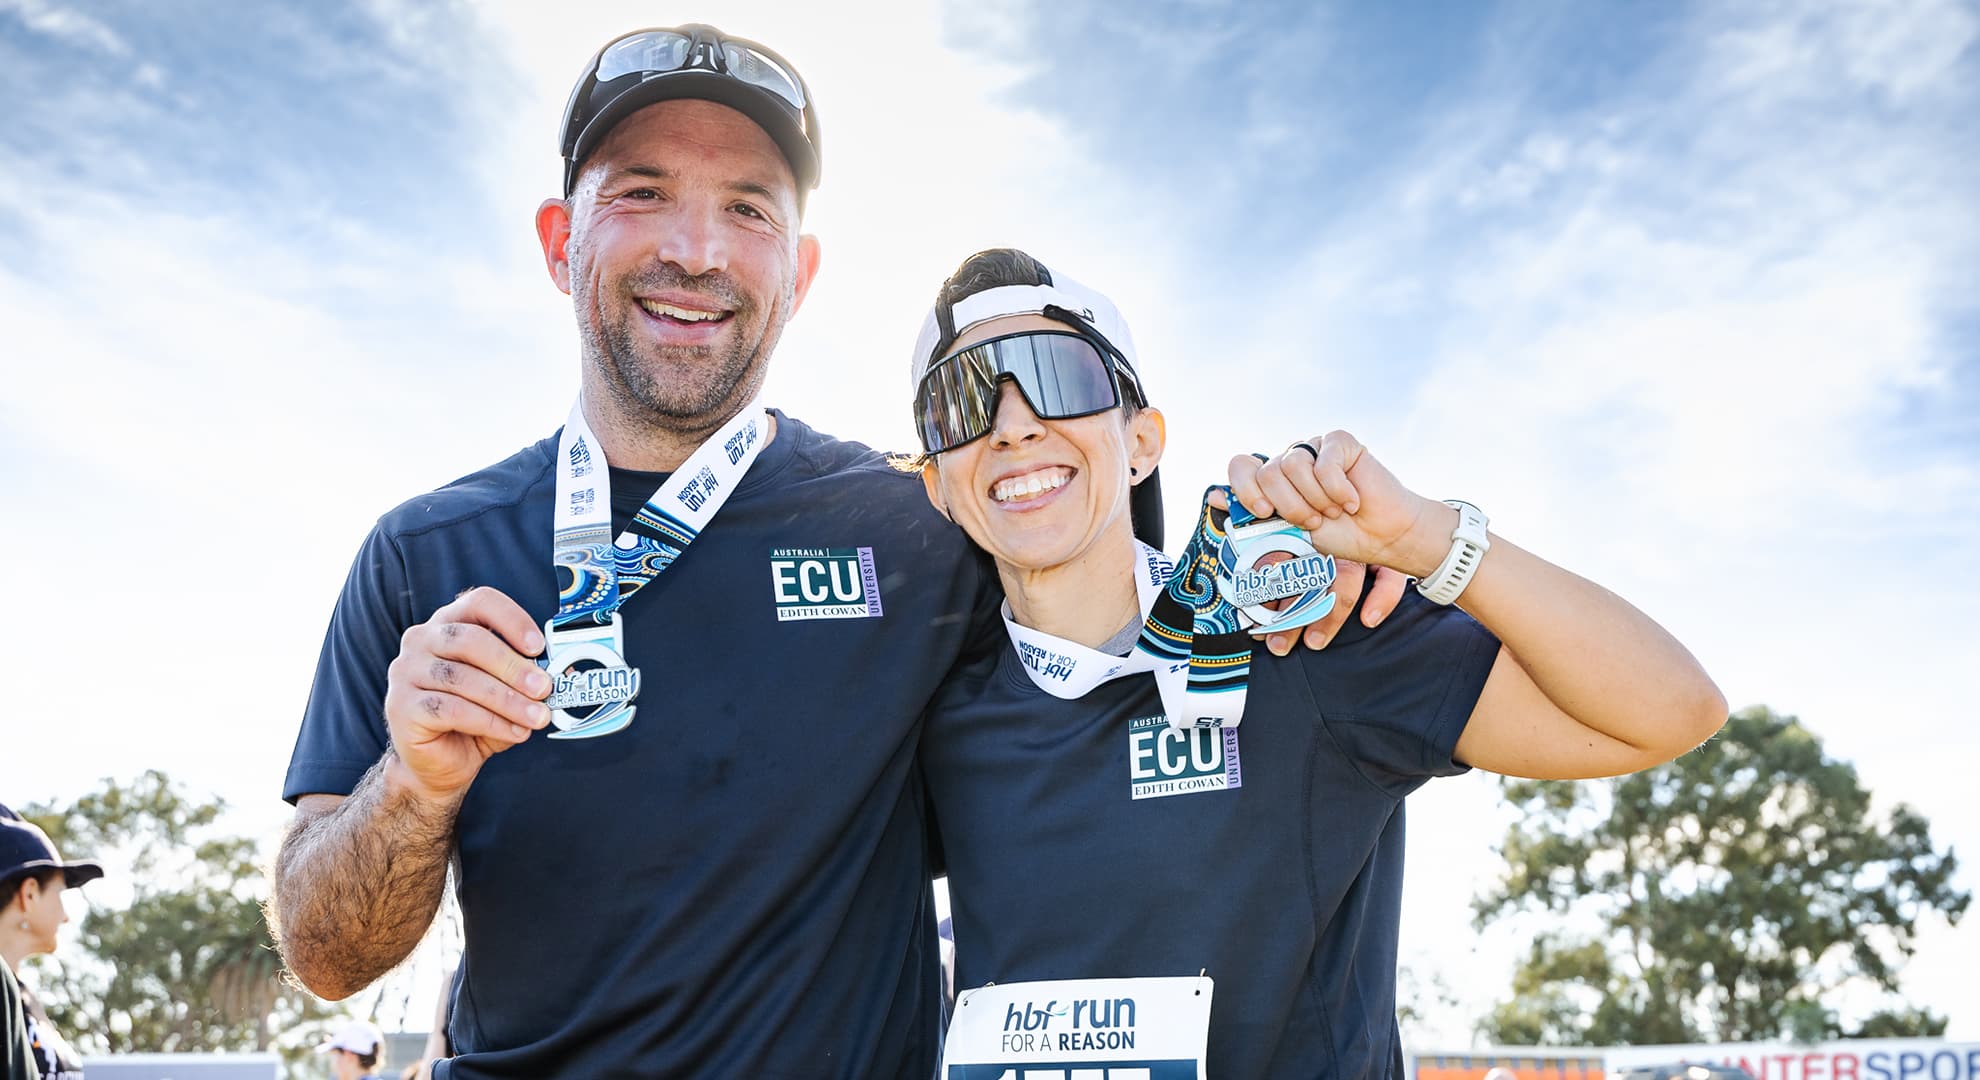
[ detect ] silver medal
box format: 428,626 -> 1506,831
1216,516 -> 1338,633
540,612 -> 642,740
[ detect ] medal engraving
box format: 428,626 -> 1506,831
540,615 -> 641,740
1216,517 -> 1338,633
546,664 -> 641,711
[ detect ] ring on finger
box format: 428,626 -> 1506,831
1286,440 -> 1320,461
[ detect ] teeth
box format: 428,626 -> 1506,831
993,468 -> 1071,503
639,299 -> 725,322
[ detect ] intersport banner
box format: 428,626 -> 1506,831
1605,1040 -> 1980,1080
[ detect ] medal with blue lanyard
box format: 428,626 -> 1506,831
1004,486 -> 1338,731
543,394 -> 768,739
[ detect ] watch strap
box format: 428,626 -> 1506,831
1415,499 -> 1489,605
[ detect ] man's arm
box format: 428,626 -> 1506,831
271,587 -> 550,999
1236,432 -> 1727,780
272,767 -> 458,999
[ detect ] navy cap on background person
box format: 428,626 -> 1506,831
0,815 -> 102,894
558,23 -> 822,198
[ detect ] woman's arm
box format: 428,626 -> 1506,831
1233,432 -> 1727,779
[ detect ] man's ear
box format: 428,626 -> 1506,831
1128,407 -> 1166,483
536,198 -> 575,295
919,459 -> 951,522
789,234 -> 823,317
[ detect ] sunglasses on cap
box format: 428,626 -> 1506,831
914,330 -> 1148,455
560,26 -> 822,196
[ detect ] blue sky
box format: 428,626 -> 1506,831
3,0 -> 1975,1048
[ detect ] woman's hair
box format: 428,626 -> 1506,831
894,248 -> 1138,474
2,868 -> 60,908
937,247 -> 1053,308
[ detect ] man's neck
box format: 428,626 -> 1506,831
581,395 -> 776,472
999,527 -> 1144,649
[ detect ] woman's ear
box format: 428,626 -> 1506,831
1128,407 -> 1166,484
919,460 -> 952,521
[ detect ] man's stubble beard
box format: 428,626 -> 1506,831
575,257 -> 796,437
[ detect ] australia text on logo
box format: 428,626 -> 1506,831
677,466 -> 721,512
546,666 -> 640,710
1226,554 -> 1335,607
1129,715 -> 1242,800
770,547 -> 886,621
1018,641 -> 1076,681
999,996 -> 1137,1054
569,436 -> 593,477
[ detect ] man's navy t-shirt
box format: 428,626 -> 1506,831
285,413 -> 993,1079
922,588 -> 1499,1079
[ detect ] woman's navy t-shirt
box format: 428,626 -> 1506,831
923,587 -> 1499,1079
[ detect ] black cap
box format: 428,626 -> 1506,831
560,25 -> 822,199
0,814 -> 103,893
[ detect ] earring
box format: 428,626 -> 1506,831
1130,467 -> 1139,478
16,919 -> 25,931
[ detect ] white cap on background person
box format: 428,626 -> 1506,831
317,1018 -> 384,1056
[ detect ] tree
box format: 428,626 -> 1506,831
1473,706 -> 1968,1045
21,771 -> 334,1057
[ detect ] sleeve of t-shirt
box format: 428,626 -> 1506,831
282,524 -> 415,803
1301,587 -> 1501,798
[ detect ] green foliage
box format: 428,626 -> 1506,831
1474,706 -> 1967,1045
1848,1007 -> 1948,1039
21,771 -> 333,1057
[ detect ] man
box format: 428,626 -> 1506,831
271,24 -> 1393,1078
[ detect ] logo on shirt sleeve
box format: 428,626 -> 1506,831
1128,715 -> 1242,800
769,547 -> 886,621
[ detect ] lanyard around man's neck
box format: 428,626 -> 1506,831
541,395 -> 768,739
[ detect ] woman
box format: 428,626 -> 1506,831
909,249 -> 1726,1079
0,811 -> 99,1080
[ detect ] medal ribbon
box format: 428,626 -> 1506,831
1003,487 -> 1258,730
551,395 -> 768,631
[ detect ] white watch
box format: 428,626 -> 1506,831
1415,500 -> 1490,605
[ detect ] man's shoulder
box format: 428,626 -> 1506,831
774,412 -> 907,479
373,434 -> 557,542
769,412 -> 934,502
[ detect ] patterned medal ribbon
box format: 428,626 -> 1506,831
542,394 -> 768,739
1003,488 -> 1263,730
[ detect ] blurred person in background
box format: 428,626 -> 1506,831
1,809 -> 100,1080
317,1019 -> 386,1080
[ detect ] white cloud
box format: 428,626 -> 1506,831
1239,0 -> 1978,1041
0,0 -> 129,57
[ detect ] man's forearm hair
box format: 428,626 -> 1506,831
269,752 -> 458,1000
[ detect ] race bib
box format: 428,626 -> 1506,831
942,976 -> 1213,1080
